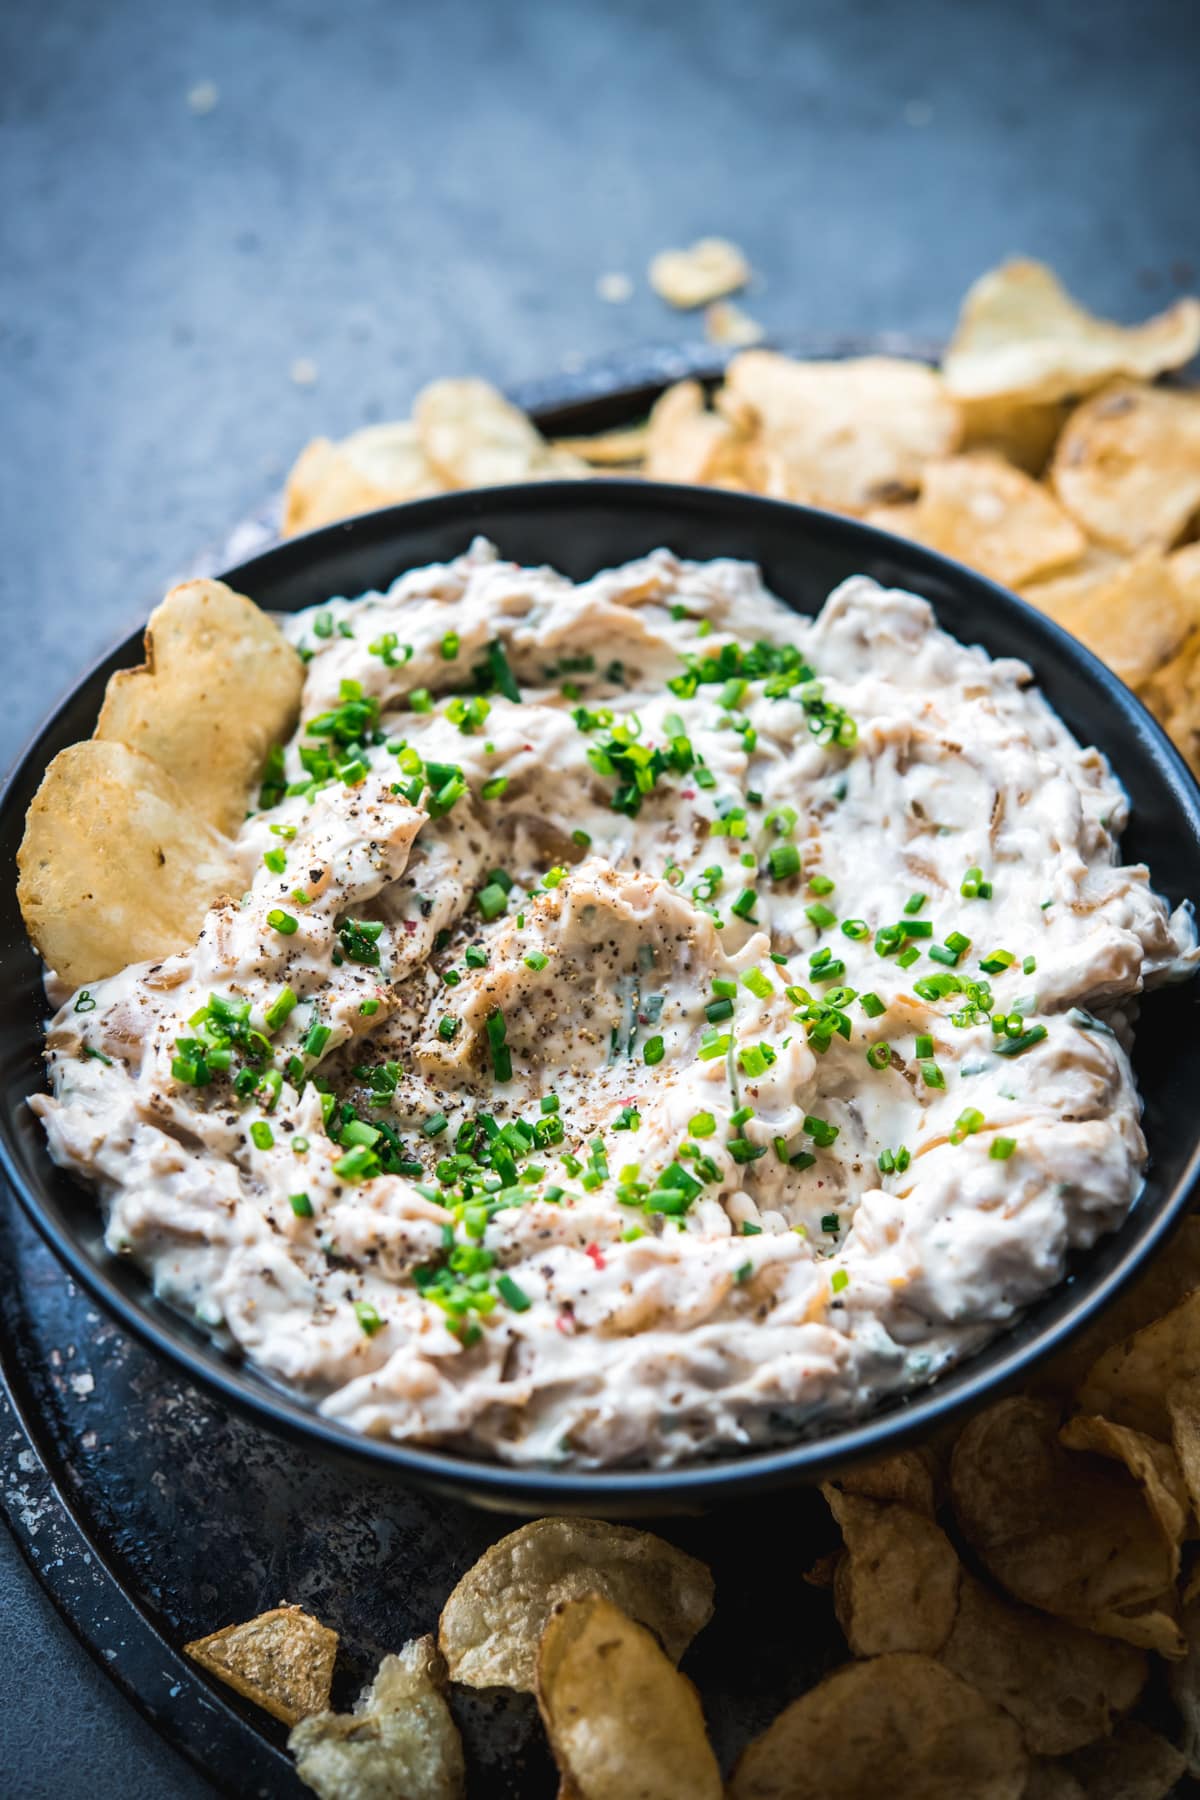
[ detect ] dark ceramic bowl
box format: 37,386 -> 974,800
3,480 -> 1199,1514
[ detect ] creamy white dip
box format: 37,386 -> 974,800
34,542 -> 1196,1468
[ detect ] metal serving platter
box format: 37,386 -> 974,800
0,338 -> 1192,1795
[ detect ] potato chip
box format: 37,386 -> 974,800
1021,550 -> 1192,689
939,1573 -> 1146,1754
536,1595 -> 722,1800
866,453 -> 1086,587
1020,1764 -> 1087,1800
437,1516 -> 713,1692
1079,1289 -> 1200,1442
1138,625 -> 1200,779
1063,1720 -> 1187,1800
705,300 -> 764,347
648,237 -> 750,309
949,1397 -> 1181,1655
184,1604 -> 337,1726
823,1487 -> 960,1656
942,259 -> 1200,404
95,578 -> 305,835
552,423 -> 649,467
643,380 -> 745,485
959,394 -> 1071,474
1168,1587 -> 1200,1775
727,1653 -> 1028,1800
1169,540 -> 1200,615
414,378 -> 586,489
718,352 -> 961,513
1166,1371 -> 1200,1523
17,740 -> 241,988
1051,382 -> 1200,552
1033,1219 -> 1200,1401
289,1636 -> 464,1800
830,1446 -> 939,1515
283,423 -> 445,536
1059,1414 -> 1190,1563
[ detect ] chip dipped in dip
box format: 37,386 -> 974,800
31,541 -> 1197,1468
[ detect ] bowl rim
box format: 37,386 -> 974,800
4,477 -> 1200,1506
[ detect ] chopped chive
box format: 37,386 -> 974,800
806,902 -> 837,930
979,949 -> 1015,974
421,1112 -> 449,1138
731,888 -> 759,922
497,1273 -> 532,1311
465,944 -> 489,968
476,883 -> 509,921
804,1113 -> 839,1148
480,775 -> 509,800
840,918 -> 869,940
267,909 -> 298,935
689,1111 -> 716,1137
903,892 -> 926,915
742,967 -> 774,999
950,1107 -> 985,1144
263,847 -> 287,874
264,985 -> 297,1032
1022,955 -> 1037,975
438,1016 -> 460,1041
289,1192 -> 313,1218
990,1136 -> 1017,1160
540,1093 -> 560,1114
407,688 -> 434,713
830,1269 -> 849,1294
643,1035 -> 665,1066
767,842 -> 801,881
524,950 -> 550,972
809,874 -> 835,895
485,1008 -> 512,1082
994,1025 -> 1047,1058
859,991 -> 886,1018
250,1121 -> 274,1150
705,997 -> 734,1023
354,1299 -> 384,1335
866,1042 -> 891,1070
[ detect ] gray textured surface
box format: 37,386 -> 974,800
2,0 -> 1199,1793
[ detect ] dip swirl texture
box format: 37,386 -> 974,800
34,541 -> 1197,1467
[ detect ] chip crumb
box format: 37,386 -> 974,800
187,81 -> 219,116
903,99 -> 934,127
290,358 -> 319,388
597,272 -> 633,304
705,300 -> 765,347
649,237 -> 751,310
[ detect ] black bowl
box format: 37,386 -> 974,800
4,480 -> 1200,1514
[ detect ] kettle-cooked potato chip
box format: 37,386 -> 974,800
283,423 -> 445,536
643,379 -> 747,484
1078,1289 -> 1200,1442
552,423 -> 649,467
414,378 -> 587,489
437,1516 -> 713,1692
950,1397 -> 1182,1655
823,1487 -> 960,1656
727,1652 -> 1028,1800
1169,540 -> 1200,616
289,1636 -> 464,1800
939,1573 -> 1146,1755
829,1446 -> 939,1515
536,1595 -> 722,1800
648,237 -> 750,309
185,1604 -> 338,1726
1021,1764 -> 1087,1800
17,739 -> 242,987
942,259 -> 1200,404
866,453 -> 1086,587
1021,550 -> 1192,689
958,394 -> 1071,474
1063,1719 -> 1187,1800
1166,1371 -> 1200,1522
718,351 -> 961,513
1051,382 -> 1200,552
94,578 -> 305,835
1058,1414 -> 1190,1563
1168,1590 -> 1200,1775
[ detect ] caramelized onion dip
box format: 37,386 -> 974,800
34,542 -> 1197,1467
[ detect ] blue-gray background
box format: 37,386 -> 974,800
2,0 -> 1198,1791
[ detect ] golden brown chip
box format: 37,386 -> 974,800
1051,382 -> 1200,552
949,1397 -> 1182,1655
705,300 -> 764,347
283,423 -> 446,535
939,1573 -> 1146,1755
1166,1371 -> 1200,1523
552,423 -> 649,466
866,452 -> 1086,587
536,1595 -> 721,1800
437,1516 -> 713,1692
830,1446 -> 939,1515
1059,1414 -> 1190,1562
1079,1289 -> 1200,1441
289,1636 -> 464,1800
17,740 -> 241,988
1138,626 -> 1200,778
648,237 -> 750,309
727,1653 -> 1028,1800
1032,1218 -> 1200,1400
1169,1588 -> 1200,1774
718,352 -> 962,513
959,394 -> 1071,474
823,1487 -> 960,1656
95,578 -> 305,835
1021,1764 -> 1087,1800
184,1604 -> 337,1726
1063,1720 -> 1187,1800
1021,549 -> 1192,689
643,380 -> 745,485
1169,540 -> 1200,616
414,378 -> 586,489
942,259 -> 1200,404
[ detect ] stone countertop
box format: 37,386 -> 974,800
2,0 -> 1198,1792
